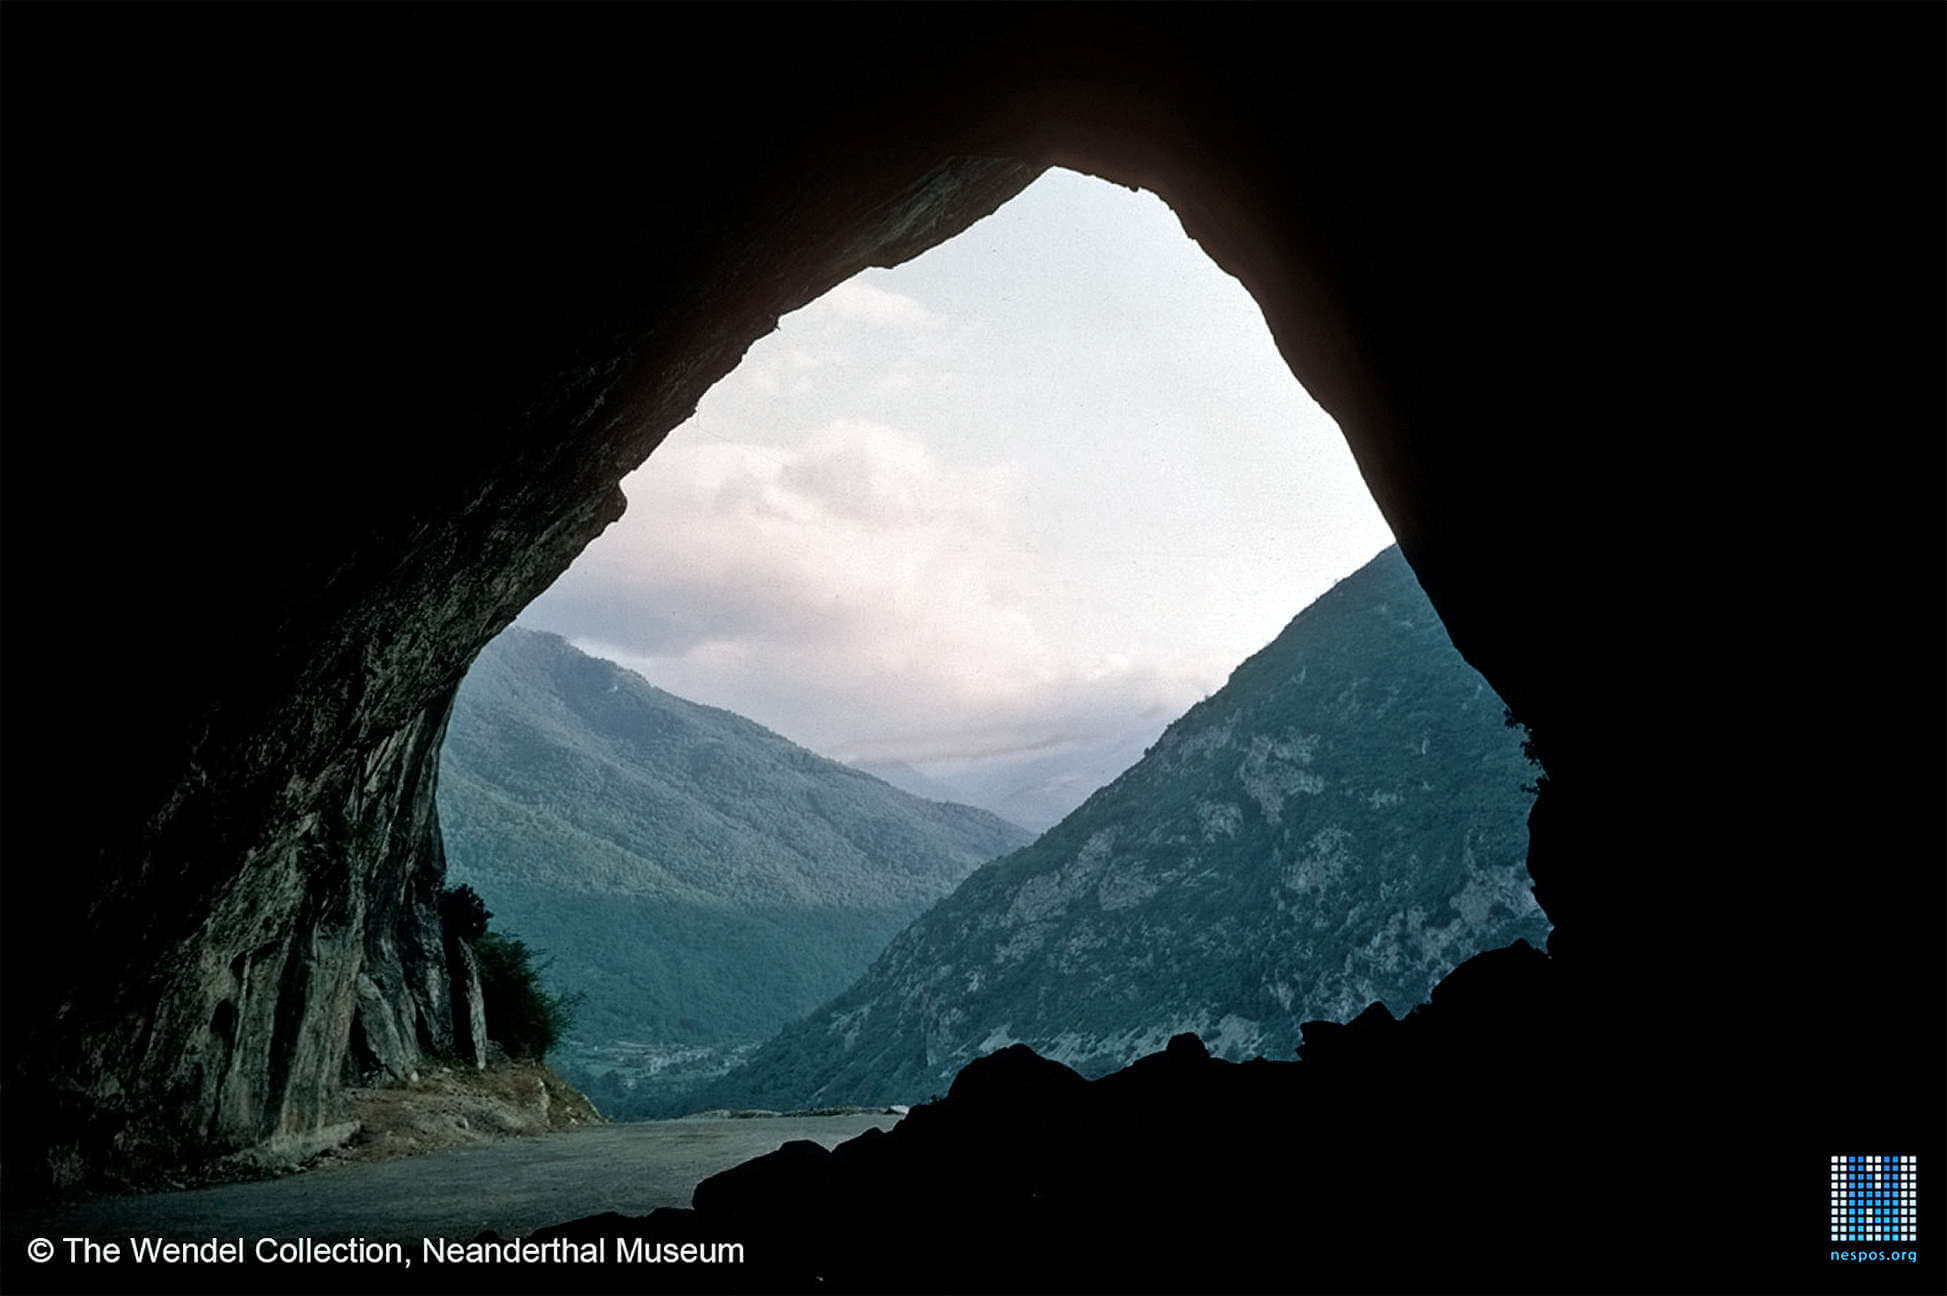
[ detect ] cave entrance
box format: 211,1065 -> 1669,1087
435,169 -> 1546,1118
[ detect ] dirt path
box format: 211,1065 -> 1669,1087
5,1114 -> 896,1248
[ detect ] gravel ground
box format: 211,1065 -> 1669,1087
4,1114 -> 898,1248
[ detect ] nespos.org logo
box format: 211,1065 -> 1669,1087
1831,1155 -> 1915,1244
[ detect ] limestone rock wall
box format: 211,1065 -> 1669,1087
2,77 -> 1040,1183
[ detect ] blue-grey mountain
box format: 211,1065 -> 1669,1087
436,628 -> 1033,1116
852,722 -> 1169,834
695,545 -> 1550,1109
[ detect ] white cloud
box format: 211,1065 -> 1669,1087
522,418 -> 1204,762
515,167 -> 1396,805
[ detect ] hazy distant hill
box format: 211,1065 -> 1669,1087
437,628 -> 1032,1115
695,546 -> 1550,1109
853,723 -> 1167,833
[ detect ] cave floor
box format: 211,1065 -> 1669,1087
3,1114 -> 897,1247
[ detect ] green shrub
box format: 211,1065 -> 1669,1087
471,928 -> 583,1061
439,882 -> 492,943
441,881 -> 582,1059
440,867 -> 584,1058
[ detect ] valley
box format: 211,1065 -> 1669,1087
437,628 -> 1031,1116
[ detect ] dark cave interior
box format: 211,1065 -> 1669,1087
1,5 -> 1941,1292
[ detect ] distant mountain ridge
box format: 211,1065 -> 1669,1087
437,627 -> 1033,1114
852,721 -> 1170,833
694,545 -> 1550,1110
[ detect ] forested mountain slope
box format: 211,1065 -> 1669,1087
438,628 -> 1031,1114
697,546 -> 1549,1109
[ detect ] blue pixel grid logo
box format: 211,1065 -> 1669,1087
1831,1156 -> 1916,1243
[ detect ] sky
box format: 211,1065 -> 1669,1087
516,168 -> 1395,825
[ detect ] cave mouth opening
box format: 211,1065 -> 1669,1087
434,168 -> 1549,1118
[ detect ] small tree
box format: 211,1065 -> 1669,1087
440,882 -> 580,1060
472,930 -> 584,1060
439,883 -> 492,943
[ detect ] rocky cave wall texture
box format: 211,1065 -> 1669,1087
1,1 -> 1940,1229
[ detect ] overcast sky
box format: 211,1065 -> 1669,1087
518,168 -> 1394,777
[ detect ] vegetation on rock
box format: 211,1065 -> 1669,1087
472,931 -> 582,1062
437,628 -> 1032,1115
693,545 -> 1551,1110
